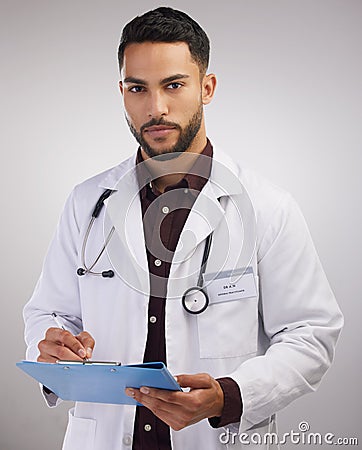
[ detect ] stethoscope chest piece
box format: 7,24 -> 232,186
182,287 -> 209,315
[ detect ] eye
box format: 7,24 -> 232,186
167,82 -> 182,90
129,86 -> 145,93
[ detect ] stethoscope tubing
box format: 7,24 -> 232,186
197,232 -> 213,286
77,189 -> 115,277
77,190 -> 214,313
81,217 -> 115,274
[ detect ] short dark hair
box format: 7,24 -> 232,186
118,7 -> 210,74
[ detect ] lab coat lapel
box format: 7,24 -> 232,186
172,149 -> 243,264
172,180 -> 225,264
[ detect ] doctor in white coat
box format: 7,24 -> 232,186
23,7 -> 343,450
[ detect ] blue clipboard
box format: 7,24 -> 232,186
17,360 -> 181,405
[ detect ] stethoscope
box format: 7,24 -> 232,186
76,189 -> 115,278
181,232 -> 212,314
77,190 -> 213,314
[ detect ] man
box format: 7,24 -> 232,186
23,7 -> 343,450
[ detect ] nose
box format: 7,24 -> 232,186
147,90 -> 168,118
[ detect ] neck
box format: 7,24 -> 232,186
141,134 -> 207,193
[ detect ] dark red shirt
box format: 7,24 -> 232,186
132,141 -> 242,450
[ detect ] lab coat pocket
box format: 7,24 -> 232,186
197,291 -> 258,359
62,407 -> 96,450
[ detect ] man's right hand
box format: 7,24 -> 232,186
37,328 -> 95,362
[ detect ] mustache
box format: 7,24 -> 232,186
140,118 -> 181,133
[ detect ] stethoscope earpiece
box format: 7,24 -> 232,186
77,268 -> 114,278
101,270 -> 114,278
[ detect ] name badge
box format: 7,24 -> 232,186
203,267 -> 257,304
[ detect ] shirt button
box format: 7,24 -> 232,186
122,434 -> 132,446
144,424 -> 152,432
184,188 -> 189,194
154,259 -> 162,267
162,206 -> 169,214
150,316 -> 157,324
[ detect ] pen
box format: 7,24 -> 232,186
51,312 -> 66,330
51,313 -> 88,361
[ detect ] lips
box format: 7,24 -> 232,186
144,125 -> 176,139
145,125 -> 175,131
144,125 -> 175,132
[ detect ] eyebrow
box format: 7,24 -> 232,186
123,74 -> 190,85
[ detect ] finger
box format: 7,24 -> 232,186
60,330 -> 88,358
37,355 -> 58,363
124,388 -> 205,431
128,385 -> 204,416
175,373 -> 213,389
140,386 -> 187,406
45,327 -> 66,343
38,340 -> 83,362
45,328 -> 87,359
125,388 -> 180,415
75,332 -> 95,358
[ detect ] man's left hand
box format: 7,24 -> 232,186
125,373 -> 224,431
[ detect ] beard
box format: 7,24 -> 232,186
126,103 -> 203,160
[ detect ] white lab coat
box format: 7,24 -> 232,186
23,148 -> 343,450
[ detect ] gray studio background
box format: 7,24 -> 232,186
1,1 -> 361,449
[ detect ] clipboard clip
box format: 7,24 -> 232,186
56,360 -> 122,366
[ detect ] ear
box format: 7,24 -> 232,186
119,80 -> 124,96
201,73 -> 217,105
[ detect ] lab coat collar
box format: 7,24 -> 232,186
98,146 -> 242,196
98,155 -> 137,191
